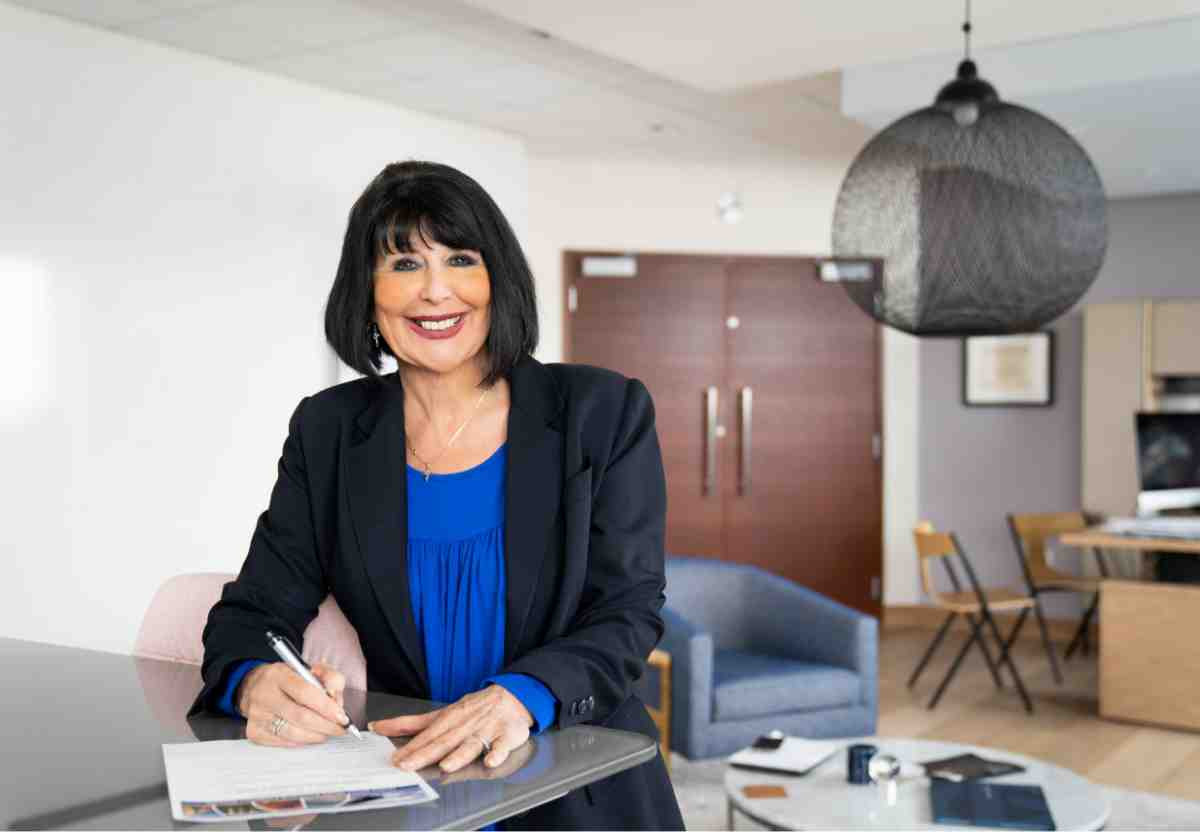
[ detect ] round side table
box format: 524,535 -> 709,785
724,737 -> 1110,831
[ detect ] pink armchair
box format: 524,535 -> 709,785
133,572 -> 367,691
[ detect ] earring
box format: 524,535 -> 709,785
371,323 -> 381,351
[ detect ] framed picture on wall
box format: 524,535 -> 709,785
962,332 -> 1054,407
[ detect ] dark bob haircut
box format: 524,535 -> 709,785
324,160 -> 538,388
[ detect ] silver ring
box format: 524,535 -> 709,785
475,734 -> 492,754
270,715 -> 287,737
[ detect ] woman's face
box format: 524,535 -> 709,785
373,231 -> 492,376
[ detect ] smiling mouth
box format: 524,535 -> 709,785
409,313 -> 465,331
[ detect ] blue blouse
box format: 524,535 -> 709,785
220,443 -> 558,734
406,443 -> 556,730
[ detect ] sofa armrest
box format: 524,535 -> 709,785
660,606 -> 714,749
750,575 -> 877,713
749,572 -> 877,679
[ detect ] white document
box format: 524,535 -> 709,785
728,736 -> 841,775
162,732 -> 437,823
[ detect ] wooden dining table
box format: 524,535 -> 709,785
1058,529 -> 1200,556
1059,529 -> 1200,732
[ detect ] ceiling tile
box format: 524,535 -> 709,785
10,0 -> 226,28
256,25 -> 519,85
447,63 -> 582,103
119,0 -> 418,62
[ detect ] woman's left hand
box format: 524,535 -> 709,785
369,685 -> 534,773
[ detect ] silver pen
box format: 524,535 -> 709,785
265,630 -> 363,739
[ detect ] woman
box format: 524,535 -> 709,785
190,160 -> 683,830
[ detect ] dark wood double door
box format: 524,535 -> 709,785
565,252 -> 881,616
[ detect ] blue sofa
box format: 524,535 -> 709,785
660,556 -> 878,759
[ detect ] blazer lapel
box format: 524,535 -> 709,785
504,358 -> 565,666
345,378 -> 429,698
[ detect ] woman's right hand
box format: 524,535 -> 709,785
237,661 -> 350,747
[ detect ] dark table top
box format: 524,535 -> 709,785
0,638 -> 655,830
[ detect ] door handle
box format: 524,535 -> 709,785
739,386 -> 753,496
704,386 -> 718,496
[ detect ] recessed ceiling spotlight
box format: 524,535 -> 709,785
717,192 -> 743,225
649,123 -> 667,133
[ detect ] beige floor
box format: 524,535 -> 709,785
881,626 -> 1200,802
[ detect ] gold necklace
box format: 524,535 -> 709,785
407,386 -> 491,482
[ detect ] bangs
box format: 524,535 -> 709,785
371,185 -> 487,261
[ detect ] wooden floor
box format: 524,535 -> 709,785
880,627 -> 1200,801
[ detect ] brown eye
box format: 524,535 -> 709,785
449,254 -> 477,266
392,258 -> 420,272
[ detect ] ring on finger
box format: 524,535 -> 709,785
270,715 -> 288,737
474,733 -> 492,754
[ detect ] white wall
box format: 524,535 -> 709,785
881,327 -> 921,604
526,151 -> 921,604
0,2 -> 527,655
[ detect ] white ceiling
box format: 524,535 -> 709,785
10,0 -> 1200,197
13,0 -> 854,160
462,0 -> 1200,92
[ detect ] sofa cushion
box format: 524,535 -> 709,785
712,648 -> 861,722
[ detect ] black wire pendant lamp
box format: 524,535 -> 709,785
831,2 -> 1108,336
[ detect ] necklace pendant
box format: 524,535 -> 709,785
423,464 -> 432,482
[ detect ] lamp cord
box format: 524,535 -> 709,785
962,0 -> 972,59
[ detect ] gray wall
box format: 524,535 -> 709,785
917,192 -> 1200,617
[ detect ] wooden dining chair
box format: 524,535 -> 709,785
642,649 -> 672,773
910,522 -> 1035,713
1007,512 -> 1107,684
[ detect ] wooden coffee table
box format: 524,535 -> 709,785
724,737 -> 1110,830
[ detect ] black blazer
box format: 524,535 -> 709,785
190,356 -> 684,830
